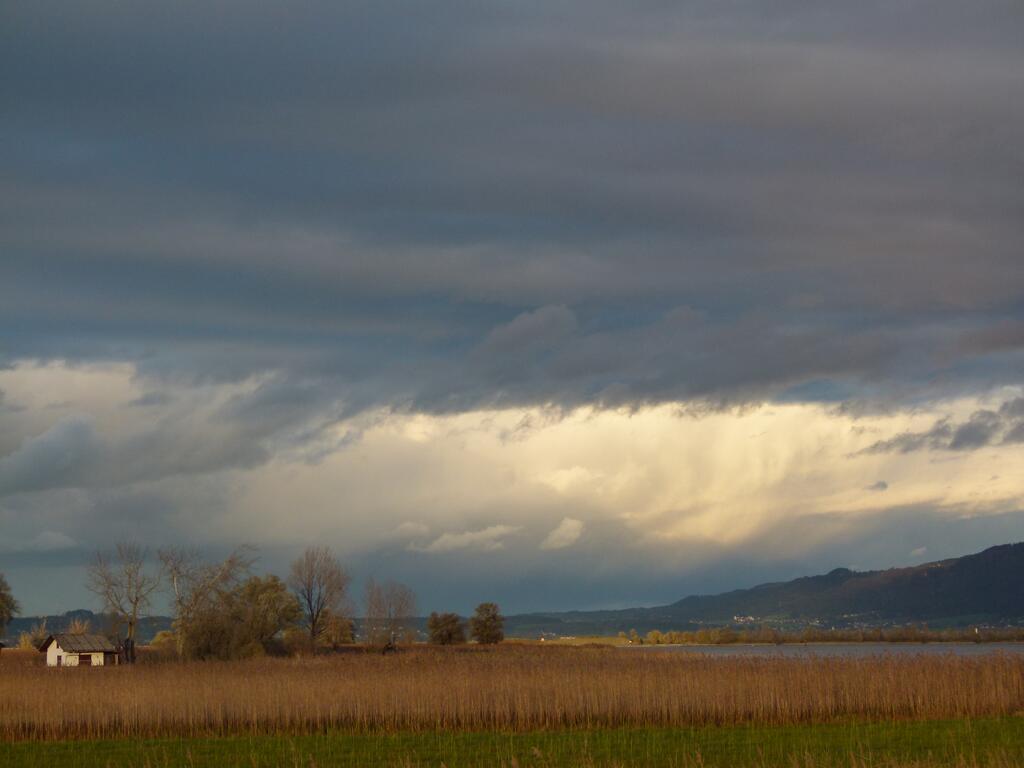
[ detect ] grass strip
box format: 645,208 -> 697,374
2,717 -> 1023,767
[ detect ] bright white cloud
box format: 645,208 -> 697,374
540,517 -> 584,550
231,387 -> 1024,558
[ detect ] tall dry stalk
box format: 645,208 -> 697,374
1,646 -> 1022,741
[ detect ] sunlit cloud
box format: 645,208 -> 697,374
2,361 -> 1023,612
411,525 -> 522,553
540,518 -> 585,550
5,363 -> 1023,553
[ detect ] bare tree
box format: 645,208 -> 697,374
87,542 -> 161,658
158,545 -> 255,657
157,546 -> 199,628
289,546 -> 351,645
363,578 -> 417,646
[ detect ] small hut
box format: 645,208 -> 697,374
39,634 -> 119,667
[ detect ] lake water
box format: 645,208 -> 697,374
626,642 -> 1024,658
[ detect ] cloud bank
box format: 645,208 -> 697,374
863,398 -> 1024,454
2,0 -> 1022,414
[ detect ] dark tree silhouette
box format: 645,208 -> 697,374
0,572 -> 19,640
469,602 -> 504,644
427,612 -> 466,645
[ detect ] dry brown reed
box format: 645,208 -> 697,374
1,646 -> 1022,741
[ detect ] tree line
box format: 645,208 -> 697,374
0,542 -> 504,660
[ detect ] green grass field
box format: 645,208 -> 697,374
3,718 -> 1022,768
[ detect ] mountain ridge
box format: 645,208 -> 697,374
504,542 -> 1024,636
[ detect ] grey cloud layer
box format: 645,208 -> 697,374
863,397 -> 1024,454
2,0 -> 1023,415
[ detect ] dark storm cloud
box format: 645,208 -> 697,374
128,392 -> 174,408
0,414 -> 269,496
0,418 -> 100,496
862,397 -> 1024,454
2,0 -> 1023,415
0,373 -> 358,498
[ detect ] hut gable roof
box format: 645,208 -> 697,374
39,633 -> 117,653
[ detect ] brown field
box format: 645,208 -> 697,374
2,645 -> 1023,743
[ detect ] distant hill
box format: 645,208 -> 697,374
504,543 -> 1024,637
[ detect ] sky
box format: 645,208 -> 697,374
2,1 -> 1023,616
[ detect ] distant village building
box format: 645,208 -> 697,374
39,634 -> 119,667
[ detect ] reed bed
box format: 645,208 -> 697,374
1,646 -> 1022,741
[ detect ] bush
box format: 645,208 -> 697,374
469,603 -> 504,645
427,612 -> 466,645
19,619 -> 48,650
181,575 -> 301,660
282,627 -> 315,657
322,615 -> 355,648
149,630 -> 179,659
